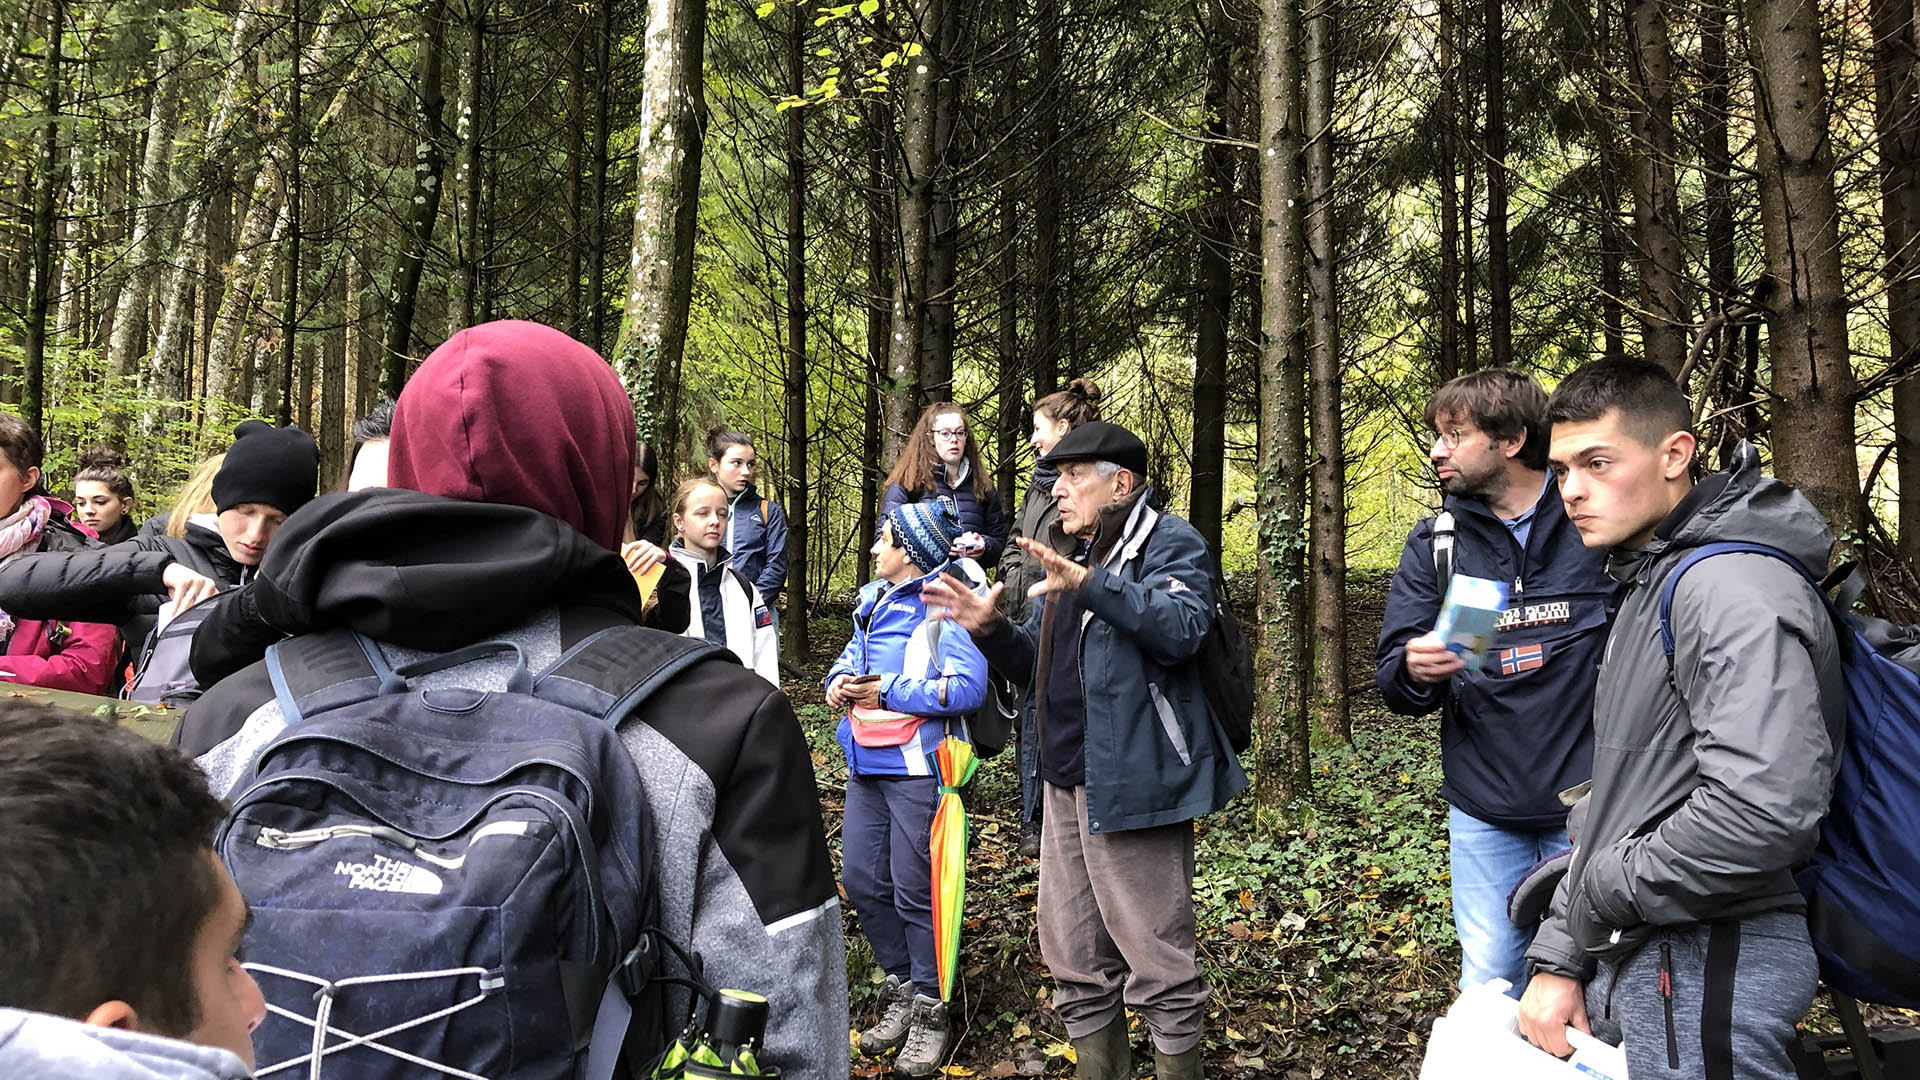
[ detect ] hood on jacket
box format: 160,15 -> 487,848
241,488 -> 647,650
389,320 -> 635,552
0,1008 -> 249,1080
1608,441 -> 1835,582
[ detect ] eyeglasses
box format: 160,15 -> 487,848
931,428 -> 968,442
1430,428 -> 1473,450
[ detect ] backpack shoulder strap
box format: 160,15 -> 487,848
265,629 -> 398,726
533,626 -> 734,726
760,498 -> 770,524
728,566 -> 754,598
1431,511 -> 1456,597
1656,541 -> 1813,657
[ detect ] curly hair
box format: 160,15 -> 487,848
884,403 -> 994,503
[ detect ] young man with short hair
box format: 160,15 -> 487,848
1376,369 -> 1613,995
1520,358 -> 1844,1079
0,702 -> 265,1079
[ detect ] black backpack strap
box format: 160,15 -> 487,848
533,626 -> 734,726
264,630 -> 396,726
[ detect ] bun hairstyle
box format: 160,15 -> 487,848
1034,377 -> 1103,430
75,446 -> 135,502
671,476 -> 727,516
705,425 -> 754,464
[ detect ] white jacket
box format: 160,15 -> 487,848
668,542 -> 781,686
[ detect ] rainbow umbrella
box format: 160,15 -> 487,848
928,735 -> 979,1002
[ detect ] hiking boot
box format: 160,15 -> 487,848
893,995 -> 951,1078
1072,1015 -> 1131,1080
1019,817 -> 1042,859
859,975 -> 915,1056
1152,1044 -> 1204,1080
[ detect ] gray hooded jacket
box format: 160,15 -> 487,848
0,1008 -> 250,1080
1526,444 -> 1846,980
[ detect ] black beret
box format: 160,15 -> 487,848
1038,420 -> 1149,479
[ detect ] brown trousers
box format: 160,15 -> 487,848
1038,782 -> 1209,1054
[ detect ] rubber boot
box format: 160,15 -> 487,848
1151,1044 -> 1204,1080
1071,1016 -> 1132,1080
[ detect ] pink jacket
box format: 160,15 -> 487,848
2,614 -> 120,695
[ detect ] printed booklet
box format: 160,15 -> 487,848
1432,573 -> 1510,671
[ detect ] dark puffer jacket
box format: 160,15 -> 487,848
1526,444 -> 1846,980
882,459 -> 1010,569
0,518 -> 247,656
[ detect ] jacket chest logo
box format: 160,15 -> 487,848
1494,601 -> 1571,631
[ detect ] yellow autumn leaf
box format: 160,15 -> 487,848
1226,1026 -> 1245,1041
1011,1020 -> 1031,1039
1395,938 -> 1420,957
942,1067 -> 976,1077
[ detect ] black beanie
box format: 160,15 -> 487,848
213,420 -> 320,516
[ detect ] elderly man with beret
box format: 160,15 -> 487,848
924,421 -> 1246,1080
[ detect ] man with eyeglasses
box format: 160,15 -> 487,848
1374,369 -> 1615,999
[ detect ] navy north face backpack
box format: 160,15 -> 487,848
217,626 -> 728,1079
1659,542 -> 1920,1009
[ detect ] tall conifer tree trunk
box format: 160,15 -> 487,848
1699,0 -> 1736,314
1190,0 -> 1238,559
1483,0 -> 1511,367
23,0 -> 63,439
151,5 -> 269,405
1626,0 -> 1686,372
860,94 -> 893,584
1595,0 -> 1628,359
1437,0 -> 1459,382
1257,0 -> 1312,813
884,0 -> 942,454
613,0 -> 708,437
782,3 -> 809,659
1870,0 -> 1920,566
1030,0 -> 1061,397
1744,0 -> 1862,537
383,0 -> 448,395
1306,0 -> 1347,740
919,1 -> 961,403
585,0 -> 614,351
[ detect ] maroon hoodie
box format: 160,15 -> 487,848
389,320 -> 635,552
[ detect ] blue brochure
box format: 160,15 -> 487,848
1432,574 -> 1509,671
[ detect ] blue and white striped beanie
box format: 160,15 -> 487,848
887,497 -> 964,573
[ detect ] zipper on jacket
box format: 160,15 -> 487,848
1659,939 -> 1679,1069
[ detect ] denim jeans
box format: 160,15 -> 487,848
1448,805 -> 1570,996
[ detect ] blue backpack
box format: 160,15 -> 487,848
217,626 -> 729,1079
1659,541 -> 1920,1009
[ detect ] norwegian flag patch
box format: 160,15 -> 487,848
1497,644 -> 1545,675
755,606 -> 773,629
